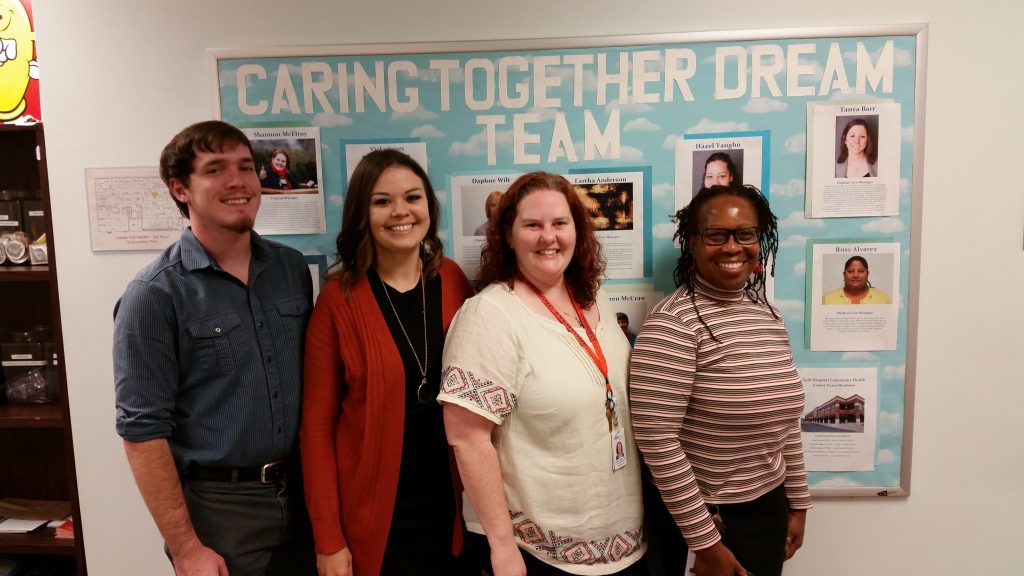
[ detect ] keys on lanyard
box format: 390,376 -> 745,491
607,382 -> 627,472
605,383 -> 618,432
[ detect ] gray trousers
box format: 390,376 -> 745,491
179,473 -> 317,576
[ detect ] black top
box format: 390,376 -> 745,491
369,270 -> 455,573
369,269 -> 444,409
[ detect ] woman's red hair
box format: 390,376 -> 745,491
477,171 -> 605,307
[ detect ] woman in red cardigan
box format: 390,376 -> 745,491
300,149 -> 476,575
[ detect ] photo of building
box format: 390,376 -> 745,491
802,394 -> 865,433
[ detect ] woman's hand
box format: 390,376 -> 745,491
693,541 -> 747,576
316,548 -> 352,576
445,404 -> 523,575
489,539 -> 526,576
784,509 -> 807,560
259,165 -> 267,180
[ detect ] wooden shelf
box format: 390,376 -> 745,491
0,528 -> 75,555
0,124 -> 41,134
0,266 -> 49,282
0,404 -> 64,428
0,124 -> 86,573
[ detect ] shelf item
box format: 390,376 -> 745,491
52,519 -> 73,540
0,519 -> 46,534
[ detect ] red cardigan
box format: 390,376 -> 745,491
300,258 -> 474,575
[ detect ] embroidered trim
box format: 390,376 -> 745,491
441,366 -> 517,418
509,509 -> 645,565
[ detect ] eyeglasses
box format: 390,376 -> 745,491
696,227 -> 760,246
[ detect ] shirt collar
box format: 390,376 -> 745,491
692,274 -> 745,303
179,227 -> 269,273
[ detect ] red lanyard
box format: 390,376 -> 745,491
518,276 -> 612,399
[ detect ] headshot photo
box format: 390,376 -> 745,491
691,149 -> 744,194
251,138 -> 319,193
615,311 -> 637,347
821,253 -> 893,305
473,190 -> 503,236
459,183 -> 506,237
834,115 -> 879,179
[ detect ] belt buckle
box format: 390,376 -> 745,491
260,460 -> 283,484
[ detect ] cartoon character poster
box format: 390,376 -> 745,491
0,0 -> 40,123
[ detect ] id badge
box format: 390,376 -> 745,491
611,428 -> 627,471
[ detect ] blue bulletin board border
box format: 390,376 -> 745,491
211,24 -> 928,497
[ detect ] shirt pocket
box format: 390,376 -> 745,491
274,295 -> 309,345
187,312 -> 242,374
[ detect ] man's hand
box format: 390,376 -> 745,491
172,538 -> 228,576
123,440 -> 224,575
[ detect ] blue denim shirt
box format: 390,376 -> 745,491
114,229 -> 312,469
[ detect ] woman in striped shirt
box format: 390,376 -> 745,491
629,184 -> 811,576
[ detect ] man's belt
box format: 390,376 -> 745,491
184,460 -> 286,484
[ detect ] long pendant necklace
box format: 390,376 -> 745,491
379,267 -> 431,404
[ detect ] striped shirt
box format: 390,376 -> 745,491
628,276 -> 811,551
114,228 -> 312,470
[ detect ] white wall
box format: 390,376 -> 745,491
32,1 -> 1024,574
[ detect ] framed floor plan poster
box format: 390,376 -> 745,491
85,166 -> 187,251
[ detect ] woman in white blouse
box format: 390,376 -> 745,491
439,171 -> 647,576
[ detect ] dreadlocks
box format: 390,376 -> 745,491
672,184 -> 780,341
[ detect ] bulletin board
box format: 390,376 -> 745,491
211,24 -> 926,497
